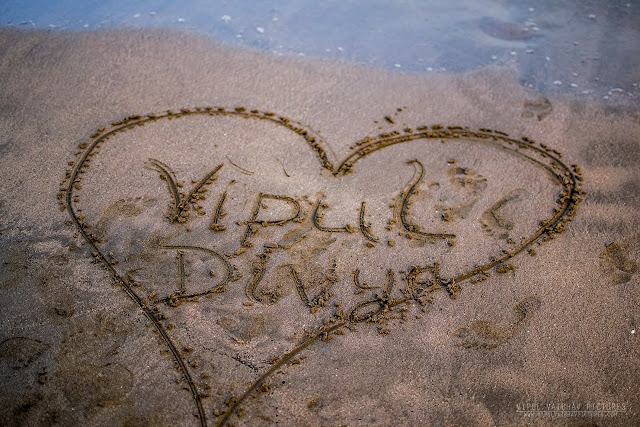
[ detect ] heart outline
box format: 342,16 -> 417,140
60,107 -> 584,426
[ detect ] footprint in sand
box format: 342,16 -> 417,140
479,189 -> 527,240
453,297 -> 542,349
601,238 -> 638,285
433,165 -> 488,222
522,96 -> 552,121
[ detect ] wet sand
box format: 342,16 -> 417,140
0,28 -> 638,426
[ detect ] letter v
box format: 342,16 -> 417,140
146,158 -> 223,223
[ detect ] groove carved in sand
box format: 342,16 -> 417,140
59,107 -> 584,426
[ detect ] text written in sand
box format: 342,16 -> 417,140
60,107 -> 583,426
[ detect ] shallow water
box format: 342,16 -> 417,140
1,0 -> 639,101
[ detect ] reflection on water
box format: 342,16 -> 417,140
1,0 -> 638,102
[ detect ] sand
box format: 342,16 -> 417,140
0,28 -> 638,426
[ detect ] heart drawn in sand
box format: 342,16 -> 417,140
60,107 -> 583,426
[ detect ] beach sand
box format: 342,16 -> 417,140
0,28 -> 638,426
